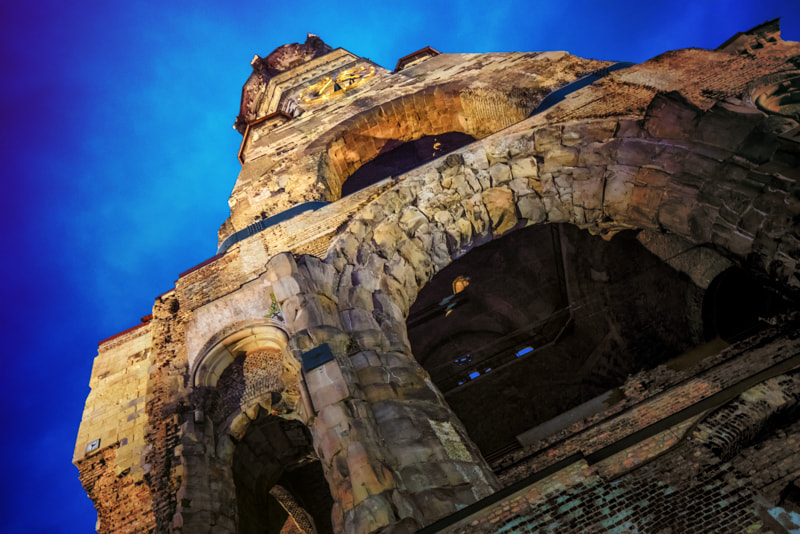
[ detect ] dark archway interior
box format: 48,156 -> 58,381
232,414 -> 334,534
408,225 -> 798,457
341,132 -> 475,196
276,460 -> 334,534
408,224 -> 710,456
702,266 -> 790,343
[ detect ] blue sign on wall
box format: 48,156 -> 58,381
302,343 -> 335,372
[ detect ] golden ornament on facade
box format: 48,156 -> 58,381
297,63 -> 375,103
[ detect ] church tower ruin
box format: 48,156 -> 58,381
76,24 -> 800,533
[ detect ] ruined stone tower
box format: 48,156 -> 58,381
76,23 -> 800,533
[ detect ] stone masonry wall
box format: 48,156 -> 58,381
429,334 -> 800,533
495,326 -> 800,485
186,33 -> 798,533
75,28 -> 800,534
76,290 -> 192,534
226,50 -> 608,232
143,291 -> 190,532
439,445 -> 780,533
74,323 -> 156,532
266,252 -> 500,534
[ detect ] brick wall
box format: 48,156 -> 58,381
427,330 -> 800,533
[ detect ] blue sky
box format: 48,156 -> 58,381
1,1 -> 798,532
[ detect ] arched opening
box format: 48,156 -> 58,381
232,413 -> 334,534
407,224 -> 711,458
702,266 -> 790,343
191,323 -> 335,533
341,132 -> 475,196
317,86 -> 537,200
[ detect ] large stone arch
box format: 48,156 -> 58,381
312,83 -> 551,201
324,91 -> 800,298
261,90 -> 800,532
265,252 -> 502,534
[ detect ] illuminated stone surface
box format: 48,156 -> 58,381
76,21 -> 800,534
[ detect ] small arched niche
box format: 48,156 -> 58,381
193,323 -> 296,390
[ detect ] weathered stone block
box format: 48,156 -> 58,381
341,308 -> 381,334
349,350 -> 381,371
481,187 -> 517,236
517,194 -> 547,224
427,228 -> 451,270
360,382 -> 398,403
572,175 -> 604,212
617,118 -> 643,138
578,139 -> 618,166
694,100 -> 763,152
378,317 -> 412,352
399,463 -> 449,494
271,276 -> 301,302
398,207 -> 428,236
485,142 -> 509,165
372,291 -> 405,323
282,294 -> 340,331
509,156 -> 538,180
543,195 -> 571,223
356,365 -> 390,388
317,401 -> 352,431
506,178 -> 533,199
377,274 -> 411,317
542,146 -> 579,173
462,194 -> 490,237
489,162 -> 512,186
461,145 -> 490,171
643,92 -> 699,140
534,125 -> 561,152
657,198 -> 695,237
452,168 -> 481,196
352,263 -> 383,293
331,232 -> 361,266
563,118 -> 618,146
228,412 -> 250,440
297,255 -> 338,299
351,328 -> 390,354
266,252 -> 298,281
339,285 -> 374,312
616,138 -> 662,168
603,165 -> 637,221
387,437 -> 439,467
345,494 -> 394,534
306,360 -> 350,410
398,239 -> 434,285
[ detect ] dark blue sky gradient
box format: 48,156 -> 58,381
1,1 -> 798,532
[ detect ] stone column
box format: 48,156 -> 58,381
267,253 -> 499,534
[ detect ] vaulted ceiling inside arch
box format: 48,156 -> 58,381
406,223 -> 795,455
